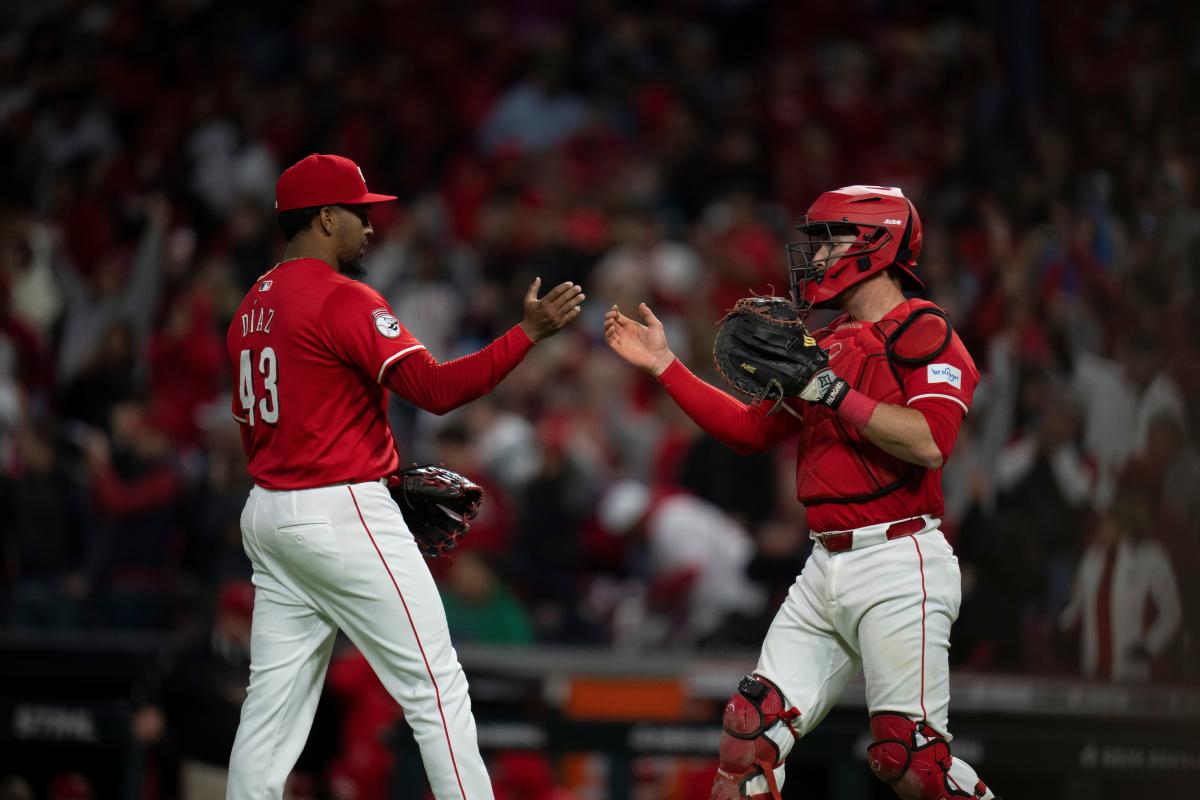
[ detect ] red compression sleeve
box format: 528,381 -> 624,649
656,359 -> 801,454
384,325 -> 534,415
910,399 -> 965,461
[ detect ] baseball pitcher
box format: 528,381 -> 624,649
224,153 -> 583,799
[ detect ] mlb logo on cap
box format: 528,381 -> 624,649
275,154 -> 397,212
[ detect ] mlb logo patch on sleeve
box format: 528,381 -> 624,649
927,363 -> 962,389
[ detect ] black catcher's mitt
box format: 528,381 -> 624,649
713,296 -> 829,409
388,465 -> 483,558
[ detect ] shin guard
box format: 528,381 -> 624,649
710,674 -> 800,800
866,713 -> 991,800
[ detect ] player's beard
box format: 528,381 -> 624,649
339,254 -> 367,279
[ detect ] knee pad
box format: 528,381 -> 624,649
866,713 -> 989,800
712,674 -> 800,800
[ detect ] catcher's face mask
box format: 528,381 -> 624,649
786,222 -> 870,314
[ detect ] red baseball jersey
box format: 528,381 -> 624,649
226,258 -> 425,489
791,298 -> 979,531
658,298 -> 979,533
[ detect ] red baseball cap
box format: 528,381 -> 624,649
275,153 -> 397,212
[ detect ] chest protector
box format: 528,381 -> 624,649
795,299 -> 952,508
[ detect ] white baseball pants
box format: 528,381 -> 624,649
745,523 -> 991,797
227,480 -> 492,800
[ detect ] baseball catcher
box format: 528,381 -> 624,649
605,185 -> 997,800
388,465 -> 483,558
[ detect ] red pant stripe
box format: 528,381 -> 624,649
911,535 -> 929,723
348,486 -> 468,799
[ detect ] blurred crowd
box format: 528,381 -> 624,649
1,0 -> 1198,744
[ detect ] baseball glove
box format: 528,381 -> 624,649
388,465 -> 483,558
713,296 -> 829,410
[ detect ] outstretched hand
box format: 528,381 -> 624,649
603,303 -> 676,376
520,278 -> 585,342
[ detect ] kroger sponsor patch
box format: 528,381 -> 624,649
927,363 -> 962,389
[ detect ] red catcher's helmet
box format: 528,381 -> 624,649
786,185 -> 923,314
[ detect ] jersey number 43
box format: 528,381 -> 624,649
239,347 -> 279,425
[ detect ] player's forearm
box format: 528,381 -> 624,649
656,359 -> 776,455
859,402 -> 944,470
384,325 -> 533,414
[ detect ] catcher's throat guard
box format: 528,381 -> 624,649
388,464 -> 483,558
